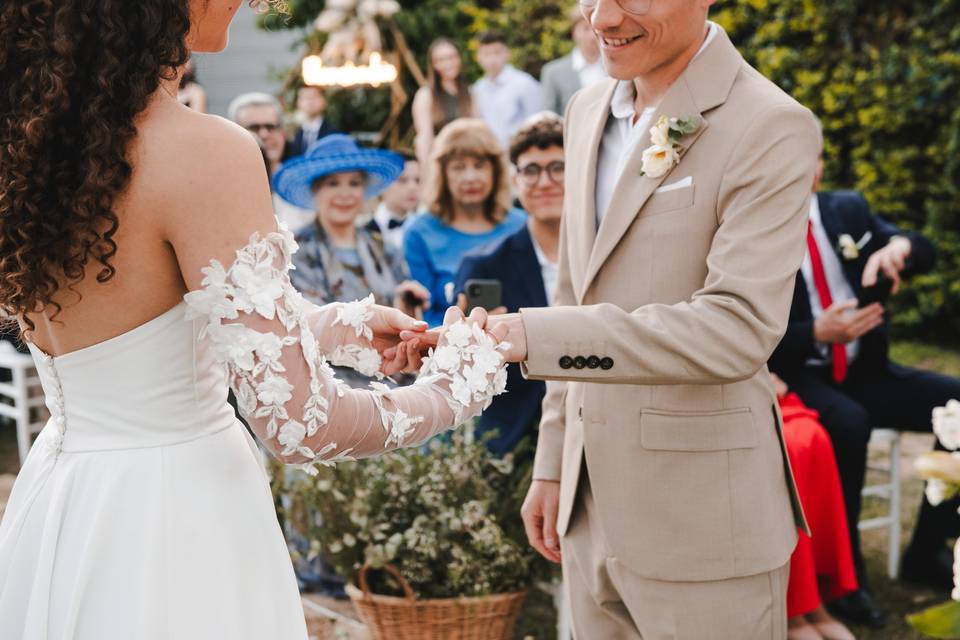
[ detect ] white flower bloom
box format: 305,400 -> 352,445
463,364 -> 492,394
444,322 -> 474,349
472,344 -> 502,375
492,366 -> 508,395
231,261 -> 285,318
278,420 -> 307,454
208,323 -> 260,370
431,344 -> 462,373
934,399 -> 960,451
450,375 -> 473,408
650,115 -> 671,147
184,281 -> 237,322
925,478 -> 952,506
255,332 -> 285,364
354,347 -> 382,377
257,376 -> 294,406
838,234 -> 859,260
640,144 -> 679,179
335,295 -> 375,340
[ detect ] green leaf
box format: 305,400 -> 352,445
907,600 -> 960,638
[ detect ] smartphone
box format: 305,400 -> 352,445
858,273 -> 893,308
464,279 -> 502,313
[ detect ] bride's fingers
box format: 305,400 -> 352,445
405,339 -> 424,371
381,342 -> 408,376
467,306 -> 488,327
443,305 -> 465,326
382,345 -> 398,360
401,327 -> 442,347
488,321 -> 509,344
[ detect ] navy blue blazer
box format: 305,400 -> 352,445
454,224 -> 548,454
285,120 -> 338,159
769,191 -> 936,378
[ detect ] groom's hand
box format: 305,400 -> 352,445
521,480 -> 562,564
486,313 -> 527,363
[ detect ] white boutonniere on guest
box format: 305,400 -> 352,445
640,115 -> 703,178
837,231 -> 872,260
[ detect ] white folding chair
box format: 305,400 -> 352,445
0,344 -> 47,465
858,428 -> 902,579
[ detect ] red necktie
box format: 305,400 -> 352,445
806,220 -> 848,383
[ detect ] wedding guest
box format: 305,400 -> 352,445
272,134 -> 428,317
228,91 -> 314,232
471,31 -> 543,148
541,7 -> 605,115
453,112 -> 564,453
769,147 -> 958,628
412,38 -> 474,168
287,85 -> 336,158
366,153 -> 421,253
771,373 -> 858,640
177,57 -> 207,112
403,119 -> 526,327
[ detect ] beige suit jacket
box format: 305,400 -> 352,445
520,26 -> 820,583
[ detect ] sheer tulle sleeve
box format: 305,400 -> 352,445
183,225 -> 508,470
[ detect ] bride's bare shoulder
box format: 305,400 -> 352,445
133,101 -> 273,230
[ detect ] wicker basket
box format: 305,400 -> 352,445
346,564 -> 527,640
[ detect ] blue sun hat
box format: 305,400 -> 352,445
273,134 -> 405,210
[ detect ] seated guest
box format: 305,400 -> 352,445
771,374 -> 858,640
452,112 -> 563,453
404,118 -> 526,327
272,134 -> 428,317
228,91 -> 314,233
366,153 -> 422,254
769,146 -> 957,628
287,85 -> 336,157
540,7 -> 604,115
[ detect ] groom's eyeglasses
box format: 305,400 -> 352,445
579,0 -> 653,16
517,161 -> 565,186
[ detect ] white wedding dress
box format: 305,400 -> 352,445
0,224 -> 507,639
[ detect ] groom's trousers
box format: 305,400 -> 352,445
561,469 -> 789,640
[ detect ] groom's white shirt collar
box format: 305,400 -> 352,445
596,22 -> 717,224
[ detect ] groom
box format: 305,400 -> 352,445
491,1 -> 820,638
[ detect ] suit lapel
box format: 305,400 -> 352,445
570,80 -> 617,302
580,26 -> 744,296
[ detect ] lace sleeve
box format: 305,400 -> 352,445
184,225 -> 507,471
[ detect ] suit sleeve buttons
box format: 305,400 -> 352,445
600,357 -> 614,370
586,355 -> 601,369
559,355 -> 574,369
573,356 -> 587,369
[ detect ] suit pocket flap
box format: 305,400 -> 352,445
644,183 -> 695,214
640,408 -> 756,451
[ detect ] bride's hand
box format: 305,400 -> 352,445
365,303 -> 428,354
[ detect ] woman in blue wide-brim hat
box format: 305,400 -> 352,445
272,134 -> 432,594
273,134 -> 430,317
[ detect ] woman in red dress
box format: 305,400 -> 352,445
772,373 -> 859,640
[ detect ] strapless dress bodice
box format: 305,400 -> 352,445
27,302 -> 236,454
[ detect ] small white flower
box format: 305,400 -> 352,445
838,234 -> 859,260
640,144 -> 679,179
472,344 -> 503,375
450,375 -> 473,407
463,364 -> 492,394
934,399 -> 960,451
335,295 -> 375,340
492,366 -> 508,395
231,261 -> 285,318
431,344 -> 462,373
925,478 -> 952,506
207,323 -> 260,370
257,375 -> 294,406
444,321 -> 474,349
278,420 -> 307,454
255,332 -> 285,364
649,115 -> 671,147
354,347 -> 382,377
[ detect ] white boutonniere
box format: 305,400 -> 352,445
837,231 -> 872,260
640,115 -> 702,178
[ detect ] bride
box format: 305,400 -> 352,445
0,1 -> 508,638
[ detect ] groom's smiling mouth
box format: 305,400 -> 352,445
599,33 -> 646,50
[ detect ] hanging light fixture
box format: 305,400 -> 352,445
301,0 -> 401,88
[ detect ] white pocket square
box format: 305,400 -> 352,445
655,176 -> 693,193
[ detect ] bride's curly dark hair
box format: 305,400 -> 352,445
0,0 -> 284,333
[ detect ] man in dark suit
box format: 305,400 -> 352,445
453,112 -> 564,454
769,153 -> 959,626
286,85 -> 337,158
